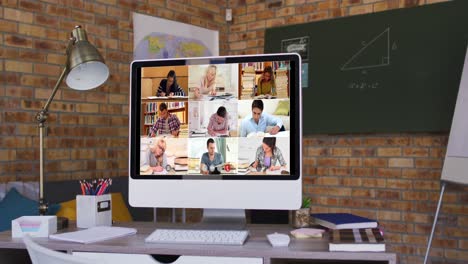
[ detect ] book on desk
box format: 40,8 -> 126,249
311,213 -> 378,230
329,228 -> 385,252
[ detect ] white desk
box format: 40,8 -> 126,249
0,222 -> 397,264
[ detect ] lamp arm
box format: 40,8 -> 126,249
35,38 -> 74,215
36,67 -> 68,122
36,37 -> 75,122
35,67 -> 68,215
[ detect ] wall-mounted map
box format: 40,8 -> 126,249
133,13 -> 219,60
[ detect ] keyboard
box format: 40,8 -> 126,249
145,229 -> 249,245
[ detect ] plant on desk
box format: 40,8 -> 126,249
292,197 -> 311,228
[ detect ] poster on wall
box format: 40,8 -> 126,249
281,36 -> 309,62
281,36 -> 309,88
133,12 -> 219,60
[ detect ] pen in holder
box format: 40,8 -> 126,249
76,179 -> 113,228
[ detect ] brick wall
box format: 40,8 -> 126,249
0,0 -> 227,183
225,0 -> 466,263
1,0 -> 466,263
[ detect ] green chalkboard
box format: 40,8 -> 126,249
265,0 -> 468,134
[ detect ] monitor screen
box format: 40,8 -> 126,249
129,53 -> 302,210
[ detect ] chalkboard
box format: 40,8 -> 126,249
441,47 -> 468,185
265,0 -> 468,134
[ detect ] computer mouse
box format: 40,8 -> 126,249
267,232 -> 290,247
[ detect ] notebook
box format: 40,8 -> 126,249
49,226 -> 137,244
311,213 -> 377,229
329,228 -> 385,252
290,228 -> 326,238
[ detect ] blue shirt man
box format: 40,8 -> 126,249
240,99 -> 283,137
200,138 -> 224,174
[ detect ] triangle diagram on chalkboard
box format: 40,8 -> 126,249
341,28 -> 390,71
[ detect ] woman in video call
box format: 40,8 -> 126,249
194,65 -> 217,99
145,139 -> 167,172
256,65 -> 276,96
251,137 -> 286,172
157,70 -> 186,96
207,106 -> 229,136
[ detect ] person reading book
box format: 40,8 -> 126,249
149,103 -> 181,137
240,99 -> 283,137
251,137 -> 286,172
193,65 -> 217,99
255,65 -> 276,97
143,139 -> 168,173
156,70 -> 186,97
200,138 -> 224,174
207,106 -> 229,136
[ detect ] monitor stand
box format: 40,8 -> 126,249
197,209 -> 246,230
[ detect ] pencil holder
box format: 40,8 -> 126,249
76,194 -> 112,228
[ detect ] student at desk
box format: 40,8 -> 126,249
240,99 -> 283,137
150,103 -> 181,137
193,65 -> 217,99
144,139 -> 168,172
252,137 -> 286,172
207,106 -> 229,136
200,138 -> 224,174
157,70 -> 186,97
255,66 -> 276,97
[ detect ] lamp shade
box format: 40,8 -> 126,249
65,26 -> 109,90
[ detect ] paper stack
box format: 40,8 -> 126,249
49,226 -> 137,244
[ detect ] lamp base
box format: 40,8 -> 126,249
38,198 -> 48,216
38,198 -> 68,230
57,216 -> 69,230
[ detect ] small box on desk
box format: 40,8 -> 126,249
77,194 -> 112,228
12,216 -> 57,238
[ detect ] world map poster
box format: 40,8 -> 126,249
133,12 -> 219,60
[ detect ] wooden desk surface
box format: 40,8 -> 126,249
0,222 -> 397,264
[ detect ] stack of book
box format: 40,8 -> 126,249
242,62 -> 264,71
241,67 -> 256,99
237,159 -> 250,174
329,228 -> 385,252
275,69 -> 289,98
311,213 -> 385,252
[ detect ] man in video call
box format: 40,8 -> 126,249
150,102 -> 181,137
240,99 -> 283,137
200,138 -> 224,174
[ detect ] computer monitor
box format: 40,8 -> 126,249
129,53 -> 302,227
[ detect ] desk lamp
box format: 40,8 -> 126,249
35,25 -> 109,215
